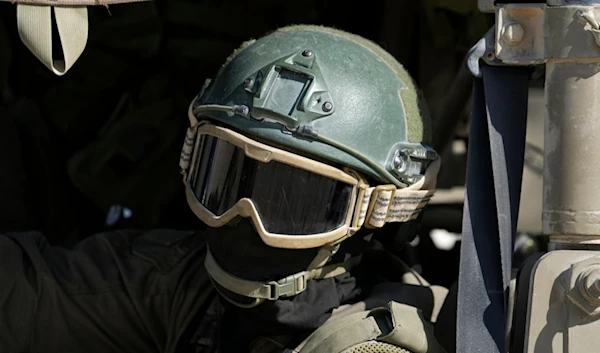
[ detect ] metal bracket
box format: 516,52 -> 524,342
496,4 -> 600,64
566,256 -> 600,316
466,26 -> 506,78
525,251 -> 600,352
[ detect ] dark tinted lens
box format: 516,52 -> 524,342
190,135 -> 353,235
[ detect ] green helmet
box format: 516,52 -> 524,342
180,25 -> 441,308
191,25 -> 437,188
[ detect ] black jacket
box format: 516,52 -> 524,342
0,230 -> 211,353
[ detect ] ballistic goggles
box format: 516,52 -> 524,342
180,107 -> 439,250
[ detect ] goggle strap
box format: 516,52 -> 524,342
179,127 -> 196,171
358,186 -> 435,229
205,248 -> 362,302
208,276 -> 265,309
306,244 -> 340,271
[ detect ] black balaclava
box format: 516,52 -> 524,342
205,217 -> 416,352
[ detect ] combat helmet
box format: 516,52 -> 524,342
179,25 -> 440,305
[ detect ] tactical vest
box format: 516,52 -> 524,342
294,301 -> 446,353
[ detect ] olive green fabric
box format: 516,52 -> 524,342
0,230 -> 212,353
297,301 -> 445,353
345,342 -> 412,353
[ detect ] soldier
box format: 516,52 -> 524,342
0,25 -> 448,353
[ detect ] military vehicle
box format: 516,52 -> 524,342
446,0 -> 600,352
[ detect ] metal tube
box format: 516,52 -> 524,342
543,59 -> 600,242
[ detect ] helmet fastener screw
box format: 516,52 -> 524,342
393,150 -> 407,172
243,78 -> 254,89
302,50 -> 313,57
322,102 -> 333,112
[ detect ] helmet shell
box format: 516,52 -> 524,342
195,25 -> 433,184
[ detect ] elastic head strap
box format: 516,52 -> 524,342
352,158 -> 440,230
204,247 -> 362,307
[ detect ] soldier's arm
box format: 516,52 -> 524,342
0,230 -> 211,353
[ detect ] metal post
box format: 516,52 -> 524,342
473,2 -> 600,352
492,0 -> 600,247
544,59 -> 600,245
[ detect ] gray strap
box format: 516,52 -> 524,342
456,64 -> 529,352
204,249 -> 362,301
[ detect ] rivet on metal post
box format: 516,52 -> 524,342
501,22 -> 524,46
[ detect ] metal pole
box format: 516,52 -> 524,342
487,2 -> 600,351
544,59 -> 600,245
469,3 -> 600,352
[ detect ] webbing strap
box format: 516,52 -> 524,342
8,0 -> 151,76
299,301 -> 446,353
357,186 -> 434,228
16,5 -> 88,76
456,64 -> 529,352
204,249 -> 362,301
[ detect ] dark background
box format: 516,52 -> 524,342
0,0 -> 493,288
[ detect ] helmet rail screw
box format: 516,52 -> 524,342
243,78 -> 254,89
302,50 -> 313,57
322,102 -> 333,112
393,150 -> 407,173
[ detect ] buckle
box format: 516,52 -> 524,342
364,184 -> 396,229
266,271 -> 308,300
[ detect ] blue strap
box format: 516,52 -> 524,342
456,64 -> 530,353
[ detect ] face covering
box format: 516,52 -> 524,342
205,218 -> 381,351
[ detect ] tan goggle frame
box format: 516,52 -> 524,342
181,122 -> 365,249
180,103 -> 440,249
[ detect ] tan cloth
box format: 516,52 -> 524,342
3,0 -> 149,75
296,300 -> 447,353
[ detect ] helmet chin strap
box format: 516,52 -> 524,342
204,242 -> 362,309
